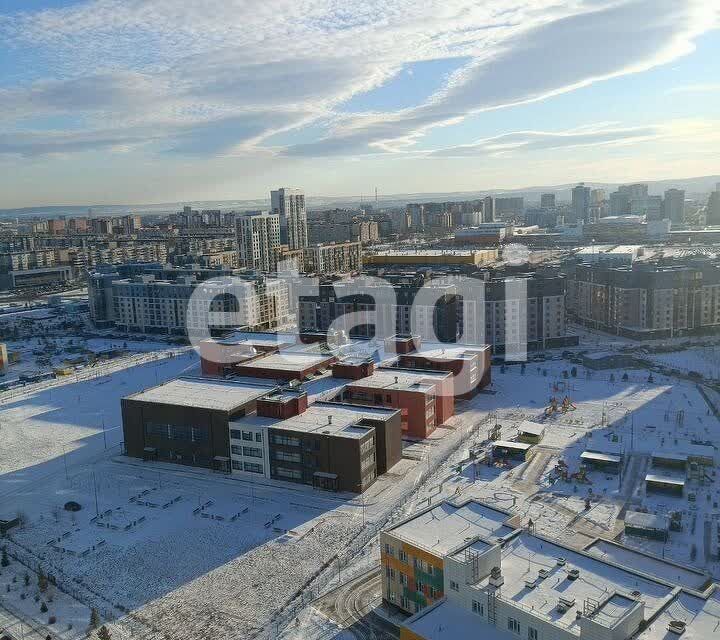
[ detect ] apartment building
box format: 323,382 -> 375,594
384,498 -> 715,640
122,376 -> 402,492
0,249 -> 74,289
236,211 -> 281,272
271,187 -> 308,250
298,275 -> 461,344
299,271 -> 571,352
302,241 -> 362,274
337,366 -> 454,438
569,258 -> 720,338
89,264 -> 291,334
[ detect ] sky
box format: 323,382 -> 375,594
0,0 -> 719,207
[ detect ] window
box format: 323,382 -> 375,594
429,586 -> 438,599
231,445 -> 242,455
450,580 -> 459,592
399,550 -> 408,564
274,466 -> 302,480
508,618 -> 520,634
274,450 -> 301,463
231,460 -> 242,471
528,628 -> 538,640
472,600 -> 484,616
230,429 -> 243,440
385,566 -> 395,580
384,544 -> 394,557
416,581 -> 425,593
270,433 -> 300,447
255,432 -> 262,443
399,573 -> 408,586
242,431 -> 254,441
243,462 -> 263,474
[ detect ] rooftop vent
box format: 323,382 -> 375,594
489,566 -> 504,588
567,568 -> 580,581
667,620 -> 686,635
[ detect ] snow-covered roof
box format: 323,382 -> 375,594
492,440 -> 533,451
636,590 -> 720,640
581,451 -> 622,464
625,511 -> 670,531
346,367 -> 450,392
517,420 -> 545,436
230,401 -> 398,440
125,376 -> 277,411
387,500 -> 515,555
645,473 -> 685,486
239,351 -> 334,372
471,533 -> 674,628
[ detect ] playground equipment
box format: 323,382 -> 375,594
571,465 -> 592,484
545,397 -> 559,417
561,396 -> 577,413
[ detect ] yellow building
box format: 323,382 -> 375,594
364,249 -> 497,267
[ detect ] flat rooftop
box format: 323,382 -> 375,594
636,589 -> 720,640
585,539 -> 708,590
472,533 -> 674,631
125,377 -> 277,411
517,420 -> 545,436
404,344 -> 490,360
346,367 -> 450,393
230,401 -> 398,440
590,594 -> 640,629
238,351 -> 334,372
388,500 -> 516,555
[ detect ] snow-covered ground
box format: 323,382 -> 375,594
3,327 -> 720,640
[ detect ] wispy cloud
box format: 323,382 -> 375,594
0,0 -> 717,158
666,83 -> 720,94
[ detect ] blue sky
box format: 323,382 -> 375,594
0,0 -> 719,206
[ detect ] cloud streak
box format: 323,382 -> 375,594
0,0 -> 717,159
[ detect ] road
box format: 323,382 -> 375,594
312,569 -> 399,640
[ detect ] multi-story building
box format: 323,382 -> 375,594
707,183 -> 720,226
271,187 -> 308,250
663,188 -> 686,224
570,183 -> 591,224
236,211 -> 281,272
568,258 -> 720,338
0,249 -> 74,289
387,498 -> 713,640
302,241 -> 362,274
337,366 -> 454,439
89,264 -> 291,334
298,275 -> 461,344
122,376 -> 402,492
298,270 -> 572,352
540,193 -> 555,209
494,197 -> 524,220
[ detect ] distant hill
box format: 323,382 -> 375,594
2,174 -> 718,218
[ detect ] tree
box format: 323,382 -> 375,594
97,625 -> 112,640
570,367 -> 578,378
89,608 -> 100,630
24,572 -> 30,587
622,372 -> 629,382
500,364 -> 506,374
1,547 -> 8,567
609,373 -> 615,383
520,363 -> 526,375
648,373 -> 654,384
562,370 -> 569,379
38,568 -> 48,592
40,601 -> 48,613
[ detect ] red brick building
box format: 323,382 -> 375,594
338,367 -> 454,439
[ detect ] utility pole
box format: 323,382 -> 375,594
92,470 -> 99,517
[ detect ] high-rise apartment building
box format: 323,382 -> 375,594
236,211 -> 281,272
708,183 -> 720,226
663,188 -> 686,224
570,183 -> 591,224
540,193 -> 555,209
271,188 -> 308,250
482,196 -> 495,222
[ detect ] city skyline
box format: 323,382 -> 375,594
1,0 -> 719,207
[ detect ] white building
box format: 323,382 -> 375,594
271,187 -> 308,250
236,211 -> 281,272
